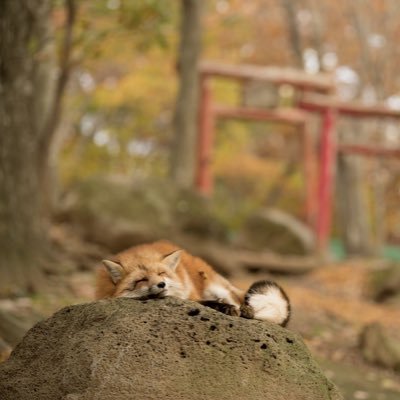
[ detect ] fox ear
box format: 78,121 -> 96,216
161,250 -> 182,271
102,260 -> 124,284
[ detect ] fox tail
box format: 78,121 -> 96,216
240,280 -> 291,326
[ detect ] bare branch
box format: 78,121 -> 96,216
39,0 -> 76,154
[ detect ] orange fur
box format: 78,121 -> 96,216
95,240 -> 291,325
95,240 -> 244,305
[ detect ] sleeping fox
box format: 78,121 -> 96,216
95,240 -> 290,326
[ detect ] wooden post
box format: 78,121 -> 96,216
301,121 -> 317,228
195,76 -> 215,195
316,108 -> 337,255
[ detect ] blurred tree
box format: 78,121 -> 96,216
60,0 -> 177,183
336,0 -> 391,256
279,0 -> 388,255
171,0 -> 203,188
55,0 -> 400,250
280,0 -> 303,68
0,0 -> 75,295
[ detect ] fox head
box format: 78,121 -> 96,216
101,250 -> 183,300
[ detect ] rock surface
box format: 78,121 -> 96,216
359,322 -> 400,371
239,208 -> 314,255
369,262 -> 400,303
0,298 -> 342,400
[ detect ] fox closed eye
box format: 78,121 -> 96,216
127,278 -> 149,290
135,278 -> 148,285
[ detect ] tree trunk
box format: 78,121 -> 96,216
170,0 -> 203,188
336,123 -> 372,256
341,1 -> 388,254
337,155 -> 372,255
280,0 -> 303,68
0,0 -> 56,295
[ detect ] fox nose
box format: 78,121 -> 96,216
157,282 -> 166,289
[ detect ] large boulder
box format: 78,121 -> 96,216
238,208 -> 315,255
359,322 -> 400,371
0,298 -> 342,400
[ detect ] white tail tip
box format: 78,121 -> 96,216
241,280 -> 291,326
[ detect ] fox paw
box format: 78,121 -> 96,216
239,303 -> 254,319
199,300 -> 240,317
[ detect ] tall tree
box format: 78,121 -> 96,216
335,0 -> 392,256
280,0 -> 380,255
171,0 -> 203,188
280,0 -> 303,68
0,0 -> 74,295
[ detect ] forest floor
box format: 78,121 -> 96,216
1,250 -> 399,400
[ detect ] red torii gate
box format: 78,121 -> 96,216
195,61 -> 400,255
299,93 -> 400,252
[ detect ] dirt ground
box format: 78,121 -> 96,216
1,257 -> 399,400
